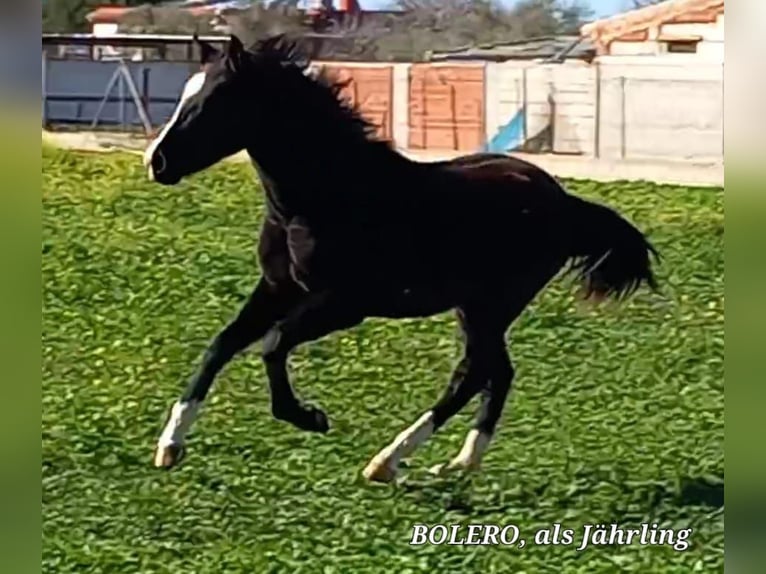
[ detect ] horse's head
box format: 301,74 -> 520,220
143,34 -> 303,185
144,33 -> 381,186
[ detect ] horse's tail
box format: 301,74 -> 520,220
565,196 -> 659,301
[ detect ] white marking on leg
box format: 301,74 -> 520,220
429,429 -> 493,476
157,399 -> 201,449
363,411 -> 434,482
452,429 -> 492,468
143,71 -> 207,178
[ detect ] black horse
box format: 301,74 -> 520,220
144,35 -> 658,483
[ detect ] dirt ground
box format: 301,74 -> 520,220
43,129 -> 724,188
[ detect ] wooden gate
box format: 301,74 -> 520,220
408,64 -> 485,151
316,64 -> 393,141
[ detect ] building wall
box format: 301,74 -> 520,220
92,23 -> 119,37
42,55 -> 724,164
484,55 -> 722,162
595,58 -> 723,161
608,14 -> 724,62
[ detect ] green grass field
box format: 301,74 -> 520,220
43,147 -> 724,573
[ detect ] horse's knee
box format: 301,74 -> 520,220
206,320 -> 257,365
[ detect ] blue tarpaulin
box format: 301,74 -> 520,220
483,106 -> 525,154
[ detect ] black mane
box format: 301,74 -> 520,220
247,35 -> 385,146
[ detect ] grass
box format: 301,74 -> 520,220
42,147 -> 724,573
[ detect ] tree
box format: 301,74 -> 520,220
43,0 -> 595,61
344,0 -> 593,62
119,5 -> 217,36
43,0 -> 96,32
219,3 -> 310,46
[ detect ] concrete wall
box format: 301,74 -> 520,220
483,56 -> 723,162
485,60 -> 597,155
595,59 -> 723,161
42,55 -> 724,164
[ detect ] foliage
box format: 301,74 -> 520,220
219,3 -> 310,45
43,0 -> 595,61
119,5 -> 217,36
43,0 -> 166,33
43,0 -> 96,33
42,148 -> 723,573
325,0 -> 595,61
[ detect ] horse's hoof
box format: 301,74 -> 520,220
275,404 -> 330,433
306,406 -> 330,433
362,456 -> 397,484
428,459 -> 478,477
428,463 -> 448,476
154,443 -> 185,469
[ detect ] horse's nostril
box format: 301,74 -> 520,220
153,149 -> 167,175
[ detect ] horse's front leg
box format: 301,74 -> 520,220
261,292 -> 364,432
154,278 -> 303,469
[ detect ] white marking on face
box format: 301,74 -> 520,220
157,399 -> 201,448
144,71 -> 208,179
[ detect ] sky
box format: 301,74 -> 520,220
576,0 -> 629,17
360,0 -> 631,19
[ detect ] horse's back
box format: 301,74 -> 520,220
401,153 -> 574,279
258,152 -> 573,292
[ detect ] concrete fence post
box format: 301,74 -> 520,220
522,65 -> 528,148
620,76 -> 626,160
594,62 -> 601,159
391,63 -> 410,151
118,67 -> 126,130
141,67 -> 152,129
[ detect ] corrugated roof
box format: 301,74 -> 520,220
427,36 -> 595,63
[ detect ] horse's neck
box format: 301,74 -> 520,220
248,158 -> 286,220
247,137 -> 408,220
246,147 -> 319,219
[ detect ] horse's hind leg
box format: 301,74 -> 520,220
431,267 -> 560,476
429,347 -> 513,476
362,306 -> 502,483
154,278 -> 302,469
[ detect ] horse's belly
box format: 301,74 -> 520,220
366,287 -> 457,319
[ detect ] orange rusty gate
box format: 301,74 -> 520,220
408,64 -> 485,151
316,64 -> 393,141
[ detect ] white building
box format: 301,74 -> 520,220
581,0 -> 724,63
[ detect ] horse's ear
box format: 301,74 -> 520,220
194,34 -> 220,66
